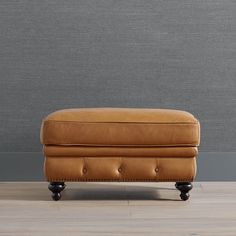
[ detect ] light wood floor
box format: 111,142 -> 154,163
0,182 -> 235,235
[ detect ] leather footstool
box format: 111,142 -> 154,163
40,108 -> 200,201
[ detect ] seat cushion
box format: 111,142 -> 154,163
40,108 -> 200,147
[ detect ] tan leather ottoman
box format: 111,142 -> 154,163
40,108 -> 200,201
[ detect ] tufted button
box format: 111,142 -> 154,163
118,167 -> 122,173
155,167 -> 159,173
83,167 -> 87,174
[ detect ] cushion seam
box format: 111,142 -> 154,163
43,143 -> 199,146
44,120 -> 199,125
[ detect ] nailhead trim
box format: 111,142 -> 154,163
47,178 -> 194,182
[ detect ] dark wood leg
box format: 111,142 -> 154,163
48,182 -> 65,201
175,182 -> 193,201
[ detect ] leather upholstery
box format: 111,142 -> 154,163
44,146 -> 198,158
44,156 -> 196,182
41,108 -> 200,182
41,108 -> 200,146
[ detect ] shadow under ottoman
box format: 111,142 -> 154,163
40,108 -> 200,201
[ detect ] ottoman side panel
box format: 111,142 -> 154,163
44,156 -> 196,182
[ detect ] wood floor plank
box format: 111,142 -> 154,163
0,182 -> 235,235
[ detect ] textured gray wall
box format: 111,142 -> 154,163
0,0 -> 236,155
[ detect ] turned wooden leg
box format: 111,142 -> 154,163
48,182 -> 65,201
175,182 -> 193,201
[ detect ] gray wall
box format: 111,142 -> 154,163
0,1 -> 236,180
